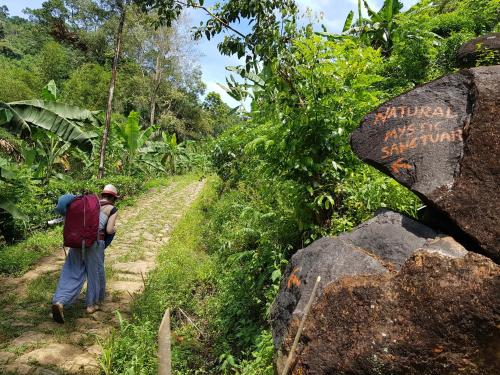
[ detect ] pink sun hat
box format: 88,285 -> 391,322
102,184 -> 119,198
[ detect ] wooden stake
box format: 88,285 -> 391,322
281,275 -> 321,375
158,308 -> 172,375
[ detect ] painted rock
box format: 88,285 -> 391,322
457,33 -> 500,67
350,66 -> 500,262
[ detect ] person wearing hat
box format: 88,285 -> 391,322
51,184 -> 119,323
95,184 -> 119,311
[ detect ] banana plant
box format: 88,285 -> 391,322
26,132 -> 73,183
341,0 -> 403,56
0,156 -> 26,220
140,131 -> 186,174
0,99 -> 99,151
117,111 -> 156,174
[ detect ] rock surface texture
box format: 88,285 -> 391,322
350,65 -> 500,262
457,33 -> 500,67
270,211 -> 478,374
291,252 -> 499,375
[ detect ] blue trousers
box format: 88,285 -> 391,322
52,240 -> 106,307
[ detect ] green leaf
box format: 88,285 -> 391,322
0,156 -> 19,180
0,108 -> 13,125
1,166 -> 16,180
41,80 -> 58,102
271,269 -> 281,282
0,101 -> 98,151
343,10 -> 354,32
120,111 -> 141,154
0,200 -> 27,221
363,0 -> 383,22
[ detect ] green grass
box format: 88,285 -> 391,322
0,228 -> 62,275
102,175 -> 217,375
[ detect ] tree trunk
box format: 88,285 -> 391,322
150,50 -> 163,127
98,1 -> 126,179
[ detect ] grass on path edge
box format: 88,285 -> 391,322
100,175 -> 217,375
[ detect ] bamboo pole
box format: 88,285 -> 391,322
281,275 -> 321,375
158,308 -> 172,375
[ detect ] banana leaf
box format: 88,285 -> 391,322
342,10 -> 354,32
0,101 -> 98,152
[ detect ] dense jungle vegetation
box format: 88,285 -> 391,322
0,0 -> 239,249
0,0 -> 498,373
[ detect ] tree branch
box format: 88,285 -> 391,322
175,0 -> 247,40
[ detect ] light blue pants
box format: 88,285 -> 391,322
52,240 -> 106,307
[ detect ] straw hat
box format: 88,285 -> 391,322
102,184 -> 119,198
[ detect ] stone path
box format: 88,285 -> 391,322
0,178 -> 205,374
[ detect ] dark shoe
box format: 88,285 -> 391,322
52,303 -> 64,324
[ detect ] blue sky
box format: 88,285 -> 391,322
2,0 -> 418,108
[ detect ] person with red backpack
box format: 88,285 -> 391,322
51,184 -> 118,323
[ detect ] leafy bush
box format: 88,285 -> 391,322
203,179 -> 301,353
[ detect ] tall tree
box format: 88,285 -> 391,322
149,23 -> 172,127
97,0 -> 126,178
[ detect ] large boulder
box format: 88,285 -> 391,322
350,66 -> 500,262
457,33 -> 500,67
289,251 -> 500,375
270,237 -> 389,353
270,210 -> 467,372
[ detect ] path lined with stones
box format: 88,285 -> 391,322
0,178 -> 205,374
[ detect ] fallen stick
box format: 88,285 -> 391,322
281,275 -> 321,375
140,271 -> 146,288
178,307 -> 205,338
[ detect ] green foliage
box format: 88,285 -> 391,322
383,0 -> 499,87
36,40 -> 74,85
0,57 -> 43,102
42,79 -> 58,101
61,63 -> 111,110
331,165 -> 419,233
0,98 -> 99,151
348,0 -> 404,56
140,0 -> 299,70
185,0 -> 500,371
234,331 -> 274,375
116,111 -> 155,173
203,92 -> 240,136
202,179 -> 299,355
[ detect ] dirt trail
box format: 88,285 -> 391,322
0,178 -> 205,374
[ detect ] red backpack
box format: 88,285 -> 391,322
63,194 -> 100,249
